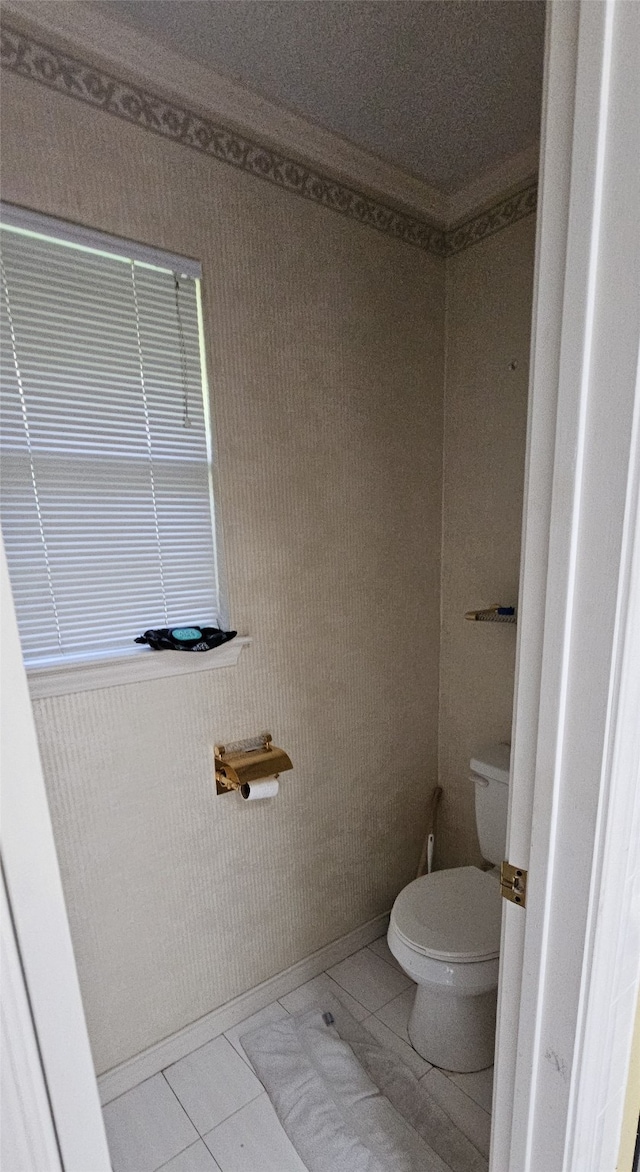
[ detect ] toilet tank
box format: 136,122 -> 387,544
471,744 -> 511,866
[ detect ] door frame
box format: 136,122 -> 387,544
491,1 -> 640,1169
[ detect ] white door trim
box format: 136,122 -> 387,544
1,873 -> 63,1172
566,332 -> 640,1171
0,537 -> 111,1171
489,2 -> 580,1162
492,2 -> 640,1169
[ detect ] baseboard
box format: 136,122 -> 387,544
97,911 -> 389,1105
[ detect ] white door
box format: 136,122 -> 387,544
491,2 -> 640,1170
0,538 -> 112,1171
1,871 -> 63,1172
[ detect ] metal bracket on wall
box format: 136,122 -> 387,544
465,604 -> 517,624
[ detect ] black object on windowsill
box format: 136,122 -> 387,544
134,626 -> 237,652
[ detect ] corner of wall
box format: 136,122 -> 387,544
435,253 -> 452,868
436,216 -> 537,870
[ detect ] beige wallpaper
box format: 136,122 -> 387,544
1,70 -> 445,1074
437,216 -> 536,868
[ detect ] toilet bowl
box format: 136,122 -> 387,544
388,744 -> 510,1073
387,865 -> 501,1071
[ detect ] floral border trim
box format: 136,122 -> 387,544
0,24 -> 446,254
0,22 -> 536,256
445,182 -> 538,256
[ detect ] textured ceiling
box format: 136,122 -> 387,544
94,0 -> 545,194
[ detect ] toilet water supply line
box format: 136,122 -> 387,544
416,786 -> 443,878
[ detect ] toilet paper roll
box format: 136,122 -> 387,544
239,778 -> 279,801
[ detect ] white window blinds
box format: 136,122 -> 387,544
0,219 -> 221,669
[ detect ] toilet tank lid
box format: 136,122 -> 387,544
470,743 -> 511,785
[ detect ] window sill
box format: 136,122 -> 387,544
27,637 -> 252,699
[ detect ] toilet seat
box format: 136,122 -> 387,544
390,866 -> 501,963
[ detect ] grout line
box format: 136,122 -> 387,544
368,984 -> 414,1014
160,1059 -> 264,1138
322,953 -> 414,1016
223,1038 -> 258,1076
420,1068 -> 492,1162
222,996 -> 291,1074
201,1090 -> 269,1143
364,942 -> 404,973
429,1066 -> 494,1118
320,973 -> 373,1012
222,1023 -> 278,1079
160,1023 -> 261,1079
160,1070 -> 203,1138
374,981 -> 415,1008
154,1138 -> 205,1172
101,1068 -> 176,1109
371,1013 -> 410,1043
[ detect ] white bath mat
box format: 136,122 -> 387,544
241,991 -> 488,1172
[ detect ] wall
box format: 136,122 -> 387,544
0,66 -> 444,1073
438,216 -> 536,867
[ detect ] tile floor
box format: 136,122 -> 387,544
103,931 -> 494,1172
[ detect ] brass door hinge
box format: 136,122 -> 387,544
501,861 -> 527,907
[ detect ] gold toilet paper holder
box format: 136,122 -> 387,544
214,732 -> 293,795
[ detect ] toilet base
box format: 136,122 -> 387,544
407,982 -> 497,1073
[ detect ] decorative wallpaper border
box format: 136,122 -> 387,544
445,183 -> 538,255
0,23 -> 536,256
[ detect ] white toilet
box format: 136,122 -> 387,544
387,744 -> 510,1072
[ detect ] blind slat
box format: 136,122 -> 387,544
0,224 -> 220,669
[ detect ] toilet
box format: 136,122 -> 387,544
387,743 -> 510,1072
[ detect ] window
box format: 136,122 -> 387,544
0,206 -> 225,683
